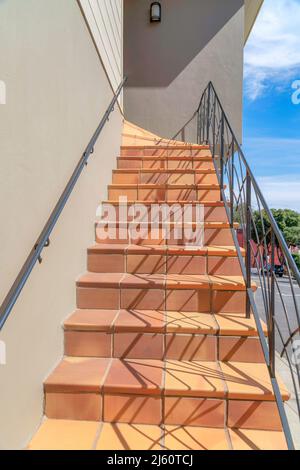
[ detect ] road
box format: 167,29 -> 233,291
252,272 -> 300,356
252,272 -> 300,448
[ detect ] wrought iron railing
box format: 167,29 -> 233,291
178,82 -> 300,450
0,77 -> 127,331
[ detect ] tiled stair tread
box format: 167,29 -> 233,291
121,144 -> 210,149
103,200 -> 225,206
28,420 -> 287,451
76,272 -> 253,291
103,359 -> 164,395
118,153 -> 213,161
27,419 -> 100,451
96,423 -> 162,450
64,309 -> 266,337
96,222 -> 238,229
44,357 -> 111,393
64,310 -> 120,331
220,362 -> 289,401
113,169 -> 217,174
44,358 -> 288,401
228,428 -> 287,451
109,183 -> 220,189
117,155 -> 213,161
78,273 -> 256,291
88,244 -> 245,257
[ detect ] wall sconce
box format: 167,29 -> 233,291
150,2 -> 161,23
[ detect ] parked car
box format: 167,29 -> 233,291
261,264 -> 284,277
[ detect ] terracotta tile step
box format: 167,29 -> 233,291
88,244 -> 244,256
28,419 -> 288,450
64,310 -> 263,336
112,169 -> 218,185
103,200 -> 225,206
108,184 -> 221,191
98,199 -> 228,222
96,221 -> 238,229
76,273 -> 253,291
43,358 -> 289,424
87,244 -> 244,275
108,184 -> 223,203
44,358 -> 289,401
120,145 -> 211,158
95,224 -> 236,246
113,168 -> 216,174
64,310 -> 266,363
76,273 -> 255,312
121,144 -> 210,149
64,310 -> 267,362
117,156 -> 213,162
101,200 -> 229,222
117,156 -> 215,170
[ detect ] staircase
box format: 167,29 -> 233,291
28,135 -> 289,450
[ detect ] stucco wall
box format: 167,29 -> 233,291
0,0 -> 123,449
124,0 -> 244,142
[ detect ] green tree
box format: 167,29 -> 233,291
251,208 -> 300,248
292,253 -> 300,271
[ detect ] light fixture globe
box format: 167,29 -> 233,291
150,2 -> 161,23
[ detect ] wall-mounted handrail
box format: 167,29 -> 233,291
0,77 -> 127,331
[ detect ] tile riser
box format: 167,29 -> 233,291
44,392 -> 282,431
108,189 -> 221,202
117,159 -> 215,171
95,228 -> 235,246
100,205 -> 228,223
64,331 -> 265,363
87,253 -> 242,276
76,287 -> 248,313
112,174 -> 219,185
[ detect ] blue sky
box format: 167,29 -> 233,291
243,0 -> 300,211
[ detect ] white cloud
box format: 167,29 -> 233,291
244,0 -> 300,99
257,175 -> 300,211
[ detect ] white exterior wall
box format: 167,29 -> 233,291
0,0 -> 123,449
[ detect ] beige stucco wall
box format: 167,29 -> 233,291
0,0 -> 123,449
124,0 -> 244,142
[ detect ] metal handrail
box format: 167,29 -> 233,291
0,77 -> 127,331
196,81 -> 300,450
206,82 -> 300,284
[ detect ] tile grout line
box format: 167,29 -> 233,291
225,425 -> 234,451
111,309 -> 121,358
92,421 -> 104,451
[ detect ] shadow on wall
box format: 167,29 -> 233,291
124,0 -> 244,87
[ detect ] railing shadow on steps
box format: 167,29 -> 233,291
0,77 -> 127,332
175,82 -> 300,450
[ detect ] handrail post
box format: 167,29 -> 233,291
269,229 -> 276,377
206,85 -> 211,144
246,171 -> 252,319
230,140 -> 235,228
220,113 -> 225,197
212,96 -> 216,158
197,109 -> 201,145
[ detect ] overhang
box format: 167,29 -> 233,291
245,0 -> 264,43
